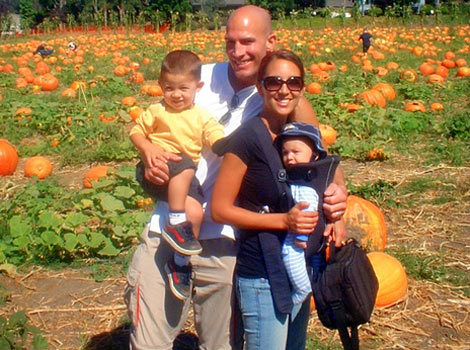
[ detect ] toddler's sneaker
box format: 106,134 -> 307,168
165,258 -> 191,300
162,221 -> 202,255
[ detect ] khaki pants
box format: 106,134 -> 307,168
125,225 -> 238,350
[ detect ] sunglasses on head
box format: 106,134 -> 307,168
261,76 -> 304,92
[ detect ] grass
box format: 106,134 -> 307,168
391,248 -> 470,297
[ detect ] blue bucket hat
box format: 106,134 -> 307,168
274,122 -> 327,159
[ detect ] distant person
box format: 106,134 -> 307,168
35,43 -> 53,58
358,28 -> 373,56
68,41 -> 77,51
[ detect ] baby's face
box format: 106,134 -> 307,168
281,138 -> 315,167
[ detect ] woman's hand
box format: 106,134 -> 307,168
285,201 -> 319,234
323,182 -> 348,223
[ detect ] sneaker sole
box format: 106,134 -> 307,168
162,228 -> 203,255
164,263 -> 190,301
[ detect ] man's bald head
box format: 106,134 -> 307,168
227,5 -> 272,38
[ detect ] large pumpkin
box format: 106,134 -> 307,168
344,195 -> 386,252
400,68 -> 418,83
0,139 -> 19,175
359,89 -> 386,108
83,165 -> 109,188
372,83 -> 396,100
24,156 -> 53,179
367,252 -> 407,308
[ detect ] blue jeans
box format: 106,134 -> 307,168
235,275 -> 304,350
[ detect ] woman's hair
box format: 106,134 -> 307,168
160,50 -> 202,81
257,50 -> 305,82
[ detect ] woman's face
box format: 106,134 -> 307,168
257,58 -> 304,118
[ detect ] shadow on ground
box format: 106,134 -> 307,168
84,325 -> 199,350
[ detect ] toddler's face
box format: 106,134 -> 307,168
160,72 -> 203,113
282,138 -> 315,167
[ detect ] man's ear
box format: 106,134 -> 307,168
266,33 -> 276,53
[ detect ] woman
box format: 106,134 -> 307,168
211,50 -> 318,349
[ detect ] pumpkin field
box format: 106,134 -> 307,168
0,16 -> 469,350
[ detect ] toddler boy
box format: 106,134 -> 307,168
130,50 -> 224,300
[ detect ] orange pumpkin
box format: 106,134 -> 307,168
359,89 -> 386,108
24,156 -> 53,179
40,73 -> 59,91
122,96 -> 137,106
83,166 -> 110,188
435,65 -> 449,78
147,85 -> 163,97
430,102 -> 444,111
372,83 -> 396,100
455,58 -> 467,67
318,123 -> 337,146
400,68 -> 418,82
0,139 -> 19,175
344,195 -> 387,252
456,67 -> 470,77
419,62 -> 435,75
129,106 -> 144,121
428,74 -> 444,84
61,88 -> 76,98
367,252 -> 408,308
404,101 -> 426,113
306,82 -> 322,94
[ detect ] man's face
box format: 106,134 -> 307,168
225,15 -> 275,87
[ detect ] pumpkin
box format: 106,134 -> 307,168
430,102 -> 444,111
318,123 -> 337,146
455,58 -> 467,67
122,96 -> 137,106
359,89 -> 386,108
372,83 -> 396,100
400,68 -> 418,82
367,252 -> 407,308
40,73 -> 59,91
24,156 -> 53,179
71,80 -> 87,91
456,67 -> 470,77
344,195 -> 386,252
83,165 -> 109,188
386,61 -> 399,70
0,139 -> 19,175
129,106 -> 144,121
441,59 -> 455,69
113,65 -> 128,76
428,74 -> 444,84
404,101 -> 426,113
419,62 -> 435,75
147,85 -> 163,97
435,65 -> 449,78
444,51 -> 455,60
306,82 -> 322,94
338,103 -> 363,113
61,88 -> 76,98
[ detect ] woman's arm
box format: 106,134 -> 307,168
211,153 -> 318,233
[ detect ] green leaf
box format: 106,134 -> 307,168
8,310 -> 27,327
98,238 -> 120,256
32,334 -> 49,350
88,232 -> 105,248
97,193 -> 125,212
114,186 -> 135,199
92,179 -> 114,190
40,231 -> 63,246
79,199 -> 94,209
38,212 -> 63,230
9,216 -> 32,238
13,235 -> 31,249
65,212 -> 89,228
77,234 -> 88,246
0,338 -> 10,349
63,234 -> 79,252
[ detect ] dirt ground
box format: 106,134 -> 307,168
1,157 -> 469,350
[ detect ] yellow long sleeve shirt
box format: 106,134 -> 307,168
129,103 -> 224,165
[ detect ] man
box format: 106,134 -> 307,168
125,5 -> 348,350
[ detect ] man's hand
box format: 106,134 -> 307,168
323,182 -> 348,223
323,219 -> 347,248
285,201 -> 319,234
